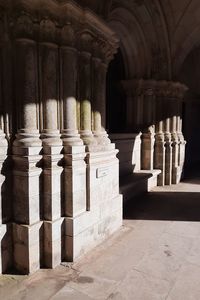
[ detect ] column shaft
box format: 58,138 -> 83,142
141,93 -> 155,170
171,100 -> 180,184
163,98 -> 172,185
39,43 -> 61,144
12,37 -> 42,274
60,46 -> 82,146
92,57 -> 110,145
79,51 -> 96,147
154,97 -> 166,186
39,30 -> 62,269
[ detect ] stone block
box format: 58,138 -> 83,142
165,143 -> 172,185
63,194 -> 122,262
64,166 -> 86,217
13,194 -> 40,225
64,210 -> 99,237
43,166 -> 62,221
13,222 -> 42,274
141,135 -> 155,170
13,171 -> 40,198
43,193 -> 61,221
87,153 -> 119,210
99,195 -> 122,219
64,207 -> 122,262
0,224 -> 7,274
43,218 -> 63,268
43,167 -> 62,196
154,142 -> 166,186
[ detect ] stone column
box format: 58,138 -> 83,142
12,16 -> 42,274
91,39 -> 112,147
59,25 -> 87,261
78,33 -> 97,148
60,25 -> 82,147
0,130 -> 7,274
177,100 -> 186,177
39,20 -> 63,269
0,32 -> 8,272
141,83 -> 156,170
154,94 -> 166,186
171,99 -> 180,184
163,96 -> 172,185
92,57 -> 110,145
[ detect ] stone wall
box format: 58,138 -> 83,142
0,0 -> 122,274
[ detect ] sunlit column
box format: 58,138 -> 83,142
60,25 -> 82,146
163,96 -> 172,185
0,33 -> 8,273
12,15 -> 42,274
92,54 -> 110,145
78,33 -> 97,148
141,84 -> 155,170
154,92 -> 166,186
39,20 -> 63,269
171,99 -> 180,184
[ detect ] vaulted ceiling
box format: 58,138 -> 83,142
76,0 -> 200,80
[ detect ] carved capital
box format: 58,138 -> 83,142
11,13 -> 35,40
39,19 -> 57,43
78,30 -> 94,53
122,79 -> 188,100
60,23 -> 76,47
155,81 -> 188,99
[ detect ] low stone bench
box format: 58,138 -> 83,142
119,170 -> 161,203
110,133 -> 161,203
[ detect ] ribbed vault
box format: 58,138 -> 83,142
75,0 -> 200,80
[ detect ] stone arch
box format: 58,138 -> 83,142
173,25 -> 200,77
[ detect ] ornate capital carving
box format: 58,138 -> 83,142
122,79 -> 188,100
78,30 -> 94,53
60,23 -> 75,47
155,81 -> 188,99
12,13 -> 34,40
39,19 -> 57,43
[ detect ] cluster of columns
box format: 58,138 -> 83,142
123,79 -> 188,186
0,0 -> 120,274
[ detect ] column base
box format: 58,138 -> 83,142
154,135 -> 166,186
63,145 -> 87,217
93,130 -> 111,146
0,224 -> 7,274
141,133 -> 155,170
63,194 -> 122,262
80,130 -> 98,148
172,138 -> 180,184
13,222 -> 42,274
43,218 -> 64,268
165,141 -> 173,185
172,166 -> 182,184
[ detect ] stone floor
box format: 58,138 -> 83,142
1,177 -> 200,300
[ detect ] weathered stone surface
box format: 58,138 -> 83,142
13,222 -> 42,274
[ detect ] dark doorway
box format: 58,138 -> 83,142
106,49 -> 126,133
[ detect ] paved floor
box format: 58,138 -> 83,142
1,177 -> 200,300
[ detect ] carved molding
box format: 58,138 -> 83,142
122,79 -> 188,99
6,0 -> 119,54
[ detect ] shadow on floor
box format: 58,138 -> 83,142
124,180 -> 200,222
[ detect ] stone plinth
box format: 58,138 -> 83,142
42,145 -> 64,269
12,145 -> 42,274
154,133 -> 166,186
110,133 -> 142,175
141,130 -> 155,170
63,148 -> 122,262
13,222 -> 42,274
